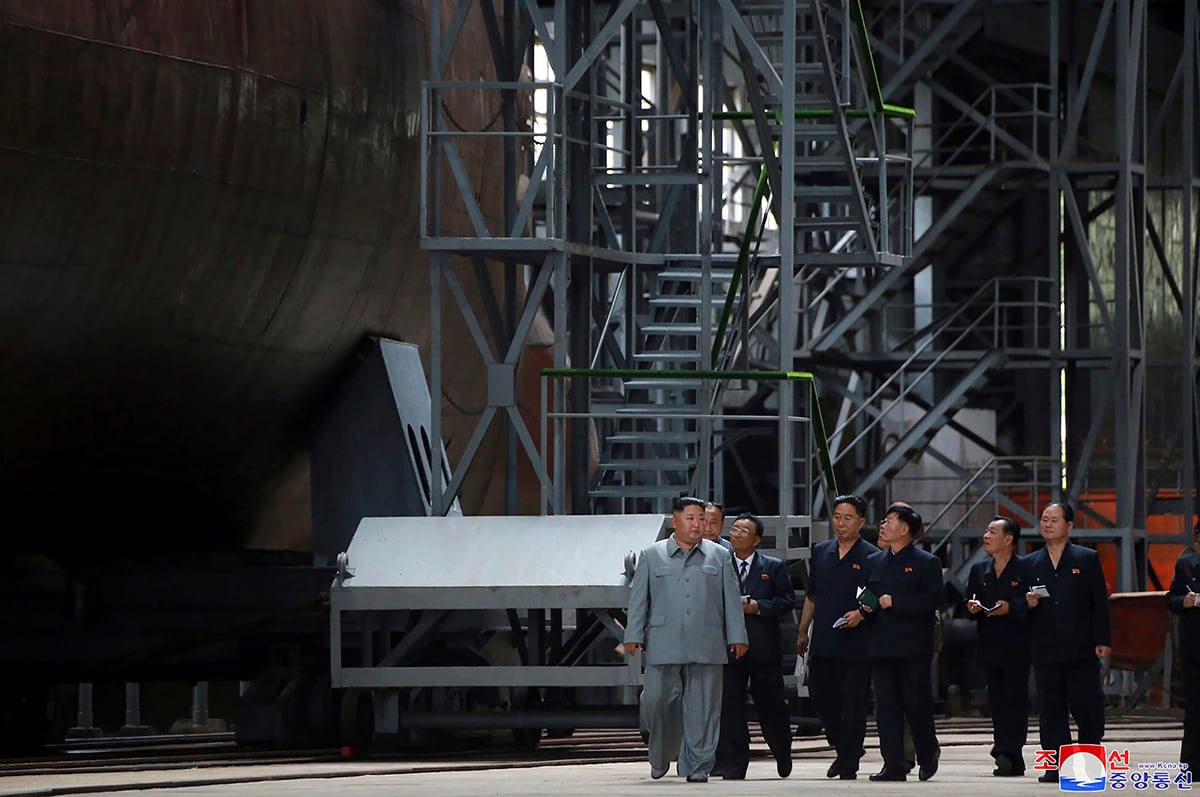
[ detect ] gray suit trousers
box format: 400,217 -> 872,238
643,662 -> 723,777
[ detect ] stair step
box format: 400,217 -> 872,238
607,432 -> 701,444
640,323 -> 703,335
794,185 -> 856,201
648,296 -> 730,308
624,378 -> 703,389
732,0 -> 795,9
614,401 -> 702,411
776,125 -> 842,142
598,458 -> 696,470
753,31 -> 822,47
765,62 -> 827,79
590,485 -> 694,499
794,216 -> 861,229
795,157 -> 856,170
632,351 -> 703,362
657,268 -> 737,282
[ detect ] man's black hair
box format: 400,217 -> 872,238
886,503 -> 925,540
735,512 -> 763,538
1044,501 -> 1075,523
833,494 -> 868,518
673,496 -> 705,512
992,515 -> 1021,540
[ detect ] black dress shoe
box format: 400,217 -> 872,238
686,773 -> 709,782
919,748 -> 940,781
826,761 -> 841,779
840,771 -> 858,780
993,754 -> 1014,776
720,772 -> 745,780
777,757 -> 793,778
1039,770 -> 1060,783
869,768 -> 907,782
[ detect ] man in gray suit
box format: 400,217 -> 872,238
625,496 -> 749,782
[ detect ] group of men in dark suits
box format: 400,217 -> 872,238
624,496 -> 794,782
799,497 -> 1111,783
966,501 -> 1112,783
798,496 -> 943,781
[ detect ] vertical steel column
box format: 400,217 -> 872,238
191,681 -> 209,727
124,683 -> 142,729
553,251 -> 569,515
431,253 -> 446,516
76,683 -> 95,731
503,0 -> 519,515
1048,0 -> 1064,497
778,5 -> 797,520
1182,0 -> 1198,531
566,0 -> 594,514
697,0 -> 717,499
428,0 -> 447,517
1111,0 -> 1148,544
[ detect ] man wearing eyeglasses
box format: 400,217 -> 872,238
714,512 -> 796,780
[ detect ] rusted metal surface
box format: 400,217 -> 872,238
1108,590 -> 1170,671
0,2 -> 513,552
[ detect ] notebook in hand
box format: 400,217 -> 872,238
855,585 -> 880,611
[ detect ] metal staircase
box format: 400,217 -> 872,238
729,0 -> 911,267
585,0 -> 915,513
817,277 -> 1057,509
589,260 -> 738,513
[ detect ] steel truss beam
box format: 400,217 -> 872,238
793,1 -> 1199,593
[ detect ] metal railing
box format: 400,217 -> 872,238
540,369 -> 837,521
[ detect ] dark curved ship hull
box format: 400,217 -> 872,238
0,1 -> 507,554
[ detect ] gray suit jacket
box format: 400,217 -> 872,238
625,536 -> 749,665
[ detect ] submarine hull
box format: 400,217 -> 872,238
0,1 -> 512,553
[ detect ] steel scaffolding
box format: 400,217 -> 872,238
420,0 -> 1198,591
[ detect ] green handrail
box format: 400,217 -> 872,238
541,368 -> 839,500
710,164 -> 769,369
850,0 -> 915,118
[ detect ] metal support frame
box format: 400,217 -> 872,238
787,1 -> 1199,596
416,1 -> 1200,598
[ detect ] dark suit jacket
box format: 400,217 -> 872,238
1025,543 -> 1111,665
1168,550 -> 1200,662
864,543 -> 943,660
966,554 -> 1031,666
807,536 -> 876,660
732,551 -> 796,664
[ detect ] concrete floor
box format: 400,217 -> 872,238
2,717 -> 1187,797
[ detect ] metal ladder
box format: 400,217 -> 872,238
731,0 -> 882,265
589,259 -> 738,513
